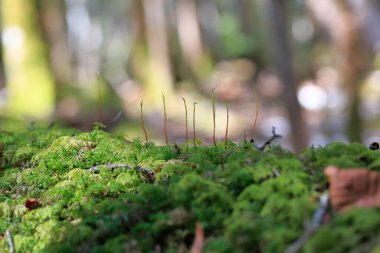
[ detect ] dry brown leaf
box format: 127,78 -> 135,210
25,198 -> 41,211
324,166 -> 380,211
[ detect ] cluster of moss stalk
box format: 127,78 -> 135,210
140,89 -> 260,150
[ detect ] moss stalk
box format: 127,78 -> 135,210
182,97 -> 188,148
140,100 -> 148,144
224,101 -> 229,149
97,72 -> 102,124
162,93 -> 168,145
211,87 -> 217,146
193,102 -> 197,148
251,89 -> 260,141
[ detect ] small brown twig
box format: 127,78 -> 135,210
87,163 -> 155,182
193,102 -> 198,148
224,101 -> 230,149
259,127 -> 282,150
251,88 -> 260,141
190,223 -> 205,253
97,72 -> 102,124
162,93 -> 168,145
243,129 -> 247,144
182,97 -> 188,150
140,100 -> 148,145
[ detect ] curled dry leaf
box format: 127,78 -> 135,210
324,166 -> 380,212
190,222 -> 204,253
25,198 -> 41,211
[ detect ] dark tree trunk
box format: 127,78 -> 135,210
267,0 -> 308,152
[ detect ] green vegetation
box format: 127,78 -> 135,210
1,126 -> 380,252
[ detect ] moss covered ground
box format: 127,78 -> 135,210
1,126 -> 380,252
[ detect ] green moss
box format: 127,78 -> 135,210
173,173 -> 233,230
304,208 -> 380,253
1,128 -> 380,252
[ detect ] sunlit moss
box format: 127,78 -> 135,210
1,128 -> 380,252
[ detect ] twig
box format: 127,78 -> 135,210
224,101 -> 229,149
190,223 -> 204,253
140,100 -> 148,144
283,193 -> 329,253
174,144 -> 182,155
193,102 -> 198,148
87,163 -> 155,182
259,127 -> 282,150
105,111 -> 124,131
6,229 -> 15,253
111,111 -> 123,124
272,167 -> 281,177
251,88 -> 260,141
162,93 -> 168,145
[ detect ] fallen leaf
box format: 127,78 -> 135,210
25,198 -> 41,211
324,166 -> 380,211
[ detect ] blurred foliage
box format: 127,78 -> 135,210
1,0 -> 380,148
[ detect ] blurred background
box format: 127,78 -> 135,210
1,0 -> 380,152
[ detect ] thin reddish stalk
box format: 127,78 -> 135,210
251,89 -> 261,140
97,72 -> 102,123
182,97 -> 188,145
211,87 -> 217,146
162,93 -> 168,145
224,101 -> 229,149
193,102 -> 197,148
140,100 -> 148,144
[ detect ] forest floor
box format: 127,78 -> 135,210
1,126 -> 380,253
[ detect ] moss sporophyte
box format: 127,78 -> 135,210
1,124 -> 380,252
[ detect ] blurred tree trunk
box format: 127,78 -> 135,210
196,0 -> 220,58
2,0 -> 55,118
176,0 -> 204,72
128,0 -> 173,106
349,0 -> 380,51
142,0 -> 173,103
233,0 -> 253,35
35,0 -> 71,111
308,0 -> 370,142
128,0 -> 148,82
267,0 -> 308,152
337,1 -> 370,142
0,0 -> 6,89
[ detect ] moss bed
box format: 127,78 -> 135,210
1,126 -> 380,253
